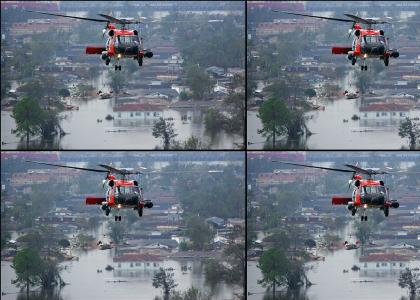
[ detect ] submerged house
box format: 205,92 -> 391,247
113,253 -> 163,271
359,253 -> 412,271
359,103 -> 411,120
113,103 -> 164,120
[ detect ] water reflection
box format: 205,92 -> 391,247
15,289 -> 63,300
2,98 -> 240,149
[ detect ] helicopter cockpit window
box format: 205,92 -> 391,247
363,35 -> 385,44
117,35 -> 140,45
362,186 -> 384,194
116,186 -> 139,195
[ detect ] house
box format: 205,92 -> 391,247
359,253 -> 412,271
113,253 -> 163,271
359,103 -> 411,120
205,217 -> 225,228
113,103 -> 164,120
206,66 -> 225,77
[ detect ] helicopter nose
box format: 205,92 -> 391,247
364,43 -> 385,55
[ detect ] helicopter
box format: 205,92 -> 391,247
24,10 -> 154,71
273,10 -> 400,70
26,160 -> 152,221
272,161 -> 400,221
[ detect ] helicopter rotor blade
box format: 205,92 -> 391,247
344,164 -> 388,175
344,13 -> 389,24
272,161 -> 355,173
24,10 -> 109,23
98,13 -> 144,25
272,10 -> 355,23
26,160 -> 109,173
97,164 -> 143,175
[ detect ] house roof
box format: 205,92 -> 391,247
359,103 -> 411,112
113,103 -> 164,112
113,253 -> 163,263
359,253 -> 411,262
206,217 -> 225,227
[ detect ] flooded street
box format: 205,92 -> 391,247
1,95 -> 241,150
1,223 -> 236,300
247,223 -> 416,300
247,100 -> 420,149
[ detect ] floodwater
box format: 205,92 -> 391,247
1,224 -> 237,300
247,224 -> 416,300
247,100 -> 420,150
1,102 -> 240,150
1,69 -> 241,150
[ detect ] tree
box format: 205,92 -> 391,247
173,287 -> 210,300
224,242 -> 245,284
399,118 -> 420,150
355,221 -> 372,246
263,81 -> 291,101
152,267 -> 178,300
257,97 -> 290,148
258,248 -> 290,299
76,233 -> 94,248
58,239 -> 70,248
399,268 -> 419,300
58,88 -> 70,98
224,91 -> 245,141
181,136 -> 206,150
108,222 -> 125,245
152,118 -> 178,149
1,231 -> 11,250
304,88 -> 316,98
12,97 -> 45,148
204,259 -> 227,283
41,110 -> 62,139
204,108 -> 227,133
40,258 -> 64,289
11,248 -> 44,297
185,216 -> 214,250
179,91 -> 190,101
107,71 -> 126,94
17,232 -> 45,252
17,80 -> 46,103
185,65 -> 214,100
263,231 -> 290,250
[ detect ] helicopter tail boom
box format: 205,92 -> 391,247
86,46 -> 107,55
332,196 -> 352,205
86,196 -> 106,205
332,47 -> 352,55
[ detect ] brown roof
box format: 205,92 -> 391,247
113,253 -> 163,263
113,103 -> 164,112
359,103 -> 411,112
359,253 -> 411,262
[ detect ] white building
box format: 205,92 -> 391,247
113,253 -> 163,271
113,103 -> 163,120
359,253 -> 411,271
359,103 -> 410,120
